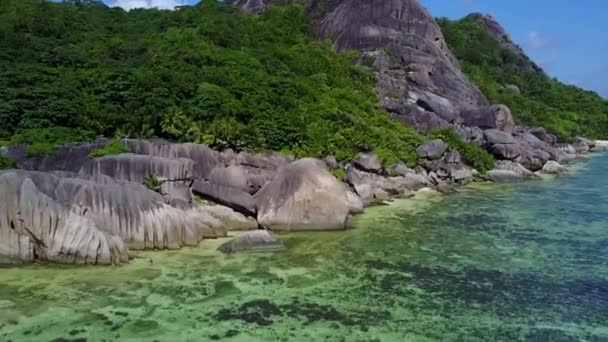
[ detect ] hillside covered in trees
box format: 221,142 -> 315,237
0,0 -> 422,165
438,15 -> 608,140
1,0 -> 606,170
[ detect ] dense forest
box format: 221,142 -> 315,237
0,0 -> 423,165
2,0 -> 605,172
438,16 -> 608,140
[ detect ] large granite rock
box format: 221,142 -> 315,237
192,180 -> 257,217
127,140 -> 220,180
80,153 -> 195,184
346,164 -> 427,204
460,105 -> 514,133
255,158 -> 362,230
0,170 -> 229,265
417,139 -> 448,160
485,160 -> 539,182
217,230 -> 285,254
307,0 -> 488,130
484,129 -> 522,160
354,152 -> 382,173
541,161 -> 568,175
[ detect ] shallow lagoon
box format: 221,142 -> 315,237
1,154 -> 608,341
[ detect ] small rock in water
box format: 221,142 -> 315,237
218,230 -> 285,254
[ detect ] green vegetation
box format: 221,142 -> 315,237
0,155 -> 17,170
143,174 -> 161,192
8,127 -> 95,156
0,0 -> 421,165
429,128 -> 494,174
330,167 -> 346,180
89,138 -> 129,158
438,16 -> 608,140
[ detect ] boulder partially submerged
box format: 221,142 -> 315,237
217,230 -> 285,254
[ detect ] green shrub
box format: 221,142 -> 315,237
9,127 -> 96,157
330,167 -> 346,180
143,174 -> 161,192
89,139 -> 129,158
429,127 -> 494,174
0,154 -> 16,170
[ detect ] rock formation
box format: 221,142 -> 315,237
217,230 -> 285,254
255,158 -> 362,230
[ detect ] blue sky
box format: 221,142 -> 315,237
103,0 -> 607,98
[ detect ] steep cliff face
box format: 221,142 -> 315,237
232,0 -> 489,131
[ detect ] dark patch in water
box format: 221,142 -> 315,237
364,260 -> 608,323
215,299 -> 390,328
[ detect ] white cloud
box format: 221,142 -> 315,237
525,31 -> 550,49
110,0 -> 183,10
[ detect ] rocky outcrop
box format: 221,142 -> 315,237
80,154 -> 195,184
541,161 -> 568,175
127,139 -> 220,180
217,230 -> 285,254
0,169 -> 260,265
484,129 -> 521,160
346,163 -> 428,204
192,180 -> 257,217
255,158 -> 362,230
417,139 -> 448,160
354,152 -> 382,173
460,105 -> 514,133
485,160 -> 539,182
306,0 -> 488,131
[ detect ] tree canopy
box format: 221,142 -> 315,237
0,0 -> 422,165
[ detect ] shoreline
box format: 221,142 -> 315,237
8,150 -> 605,271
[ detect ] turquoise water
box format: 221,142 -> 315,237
1,154 -> 608,341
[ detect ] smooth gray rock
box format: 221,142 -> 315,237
354,152 -> 382,173
484,129 -> 521,160
127,140 -> 220,180
457,125 -> 485,147
486,169 -> 528,182
205,205 -> 258,231
541,161 -> 568,175
346,165 -> 426,204
484,129 -> 518,145
80,153 -> 194,184
0,170 -> 229,265
217,230 -> 285,254
460,105 -> 514,133
308,0 -> 488,130
528,127 -> 557,145
255,158 -> 362,231
192,180 -> 257,217
209,165 -> 249,191
486,160 -> 538,182
417,139 -> 448,160
386,162 -> 416,177
572,141 -> 590,154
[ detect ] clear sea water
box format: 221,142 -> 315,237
1,153 -> 607,342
